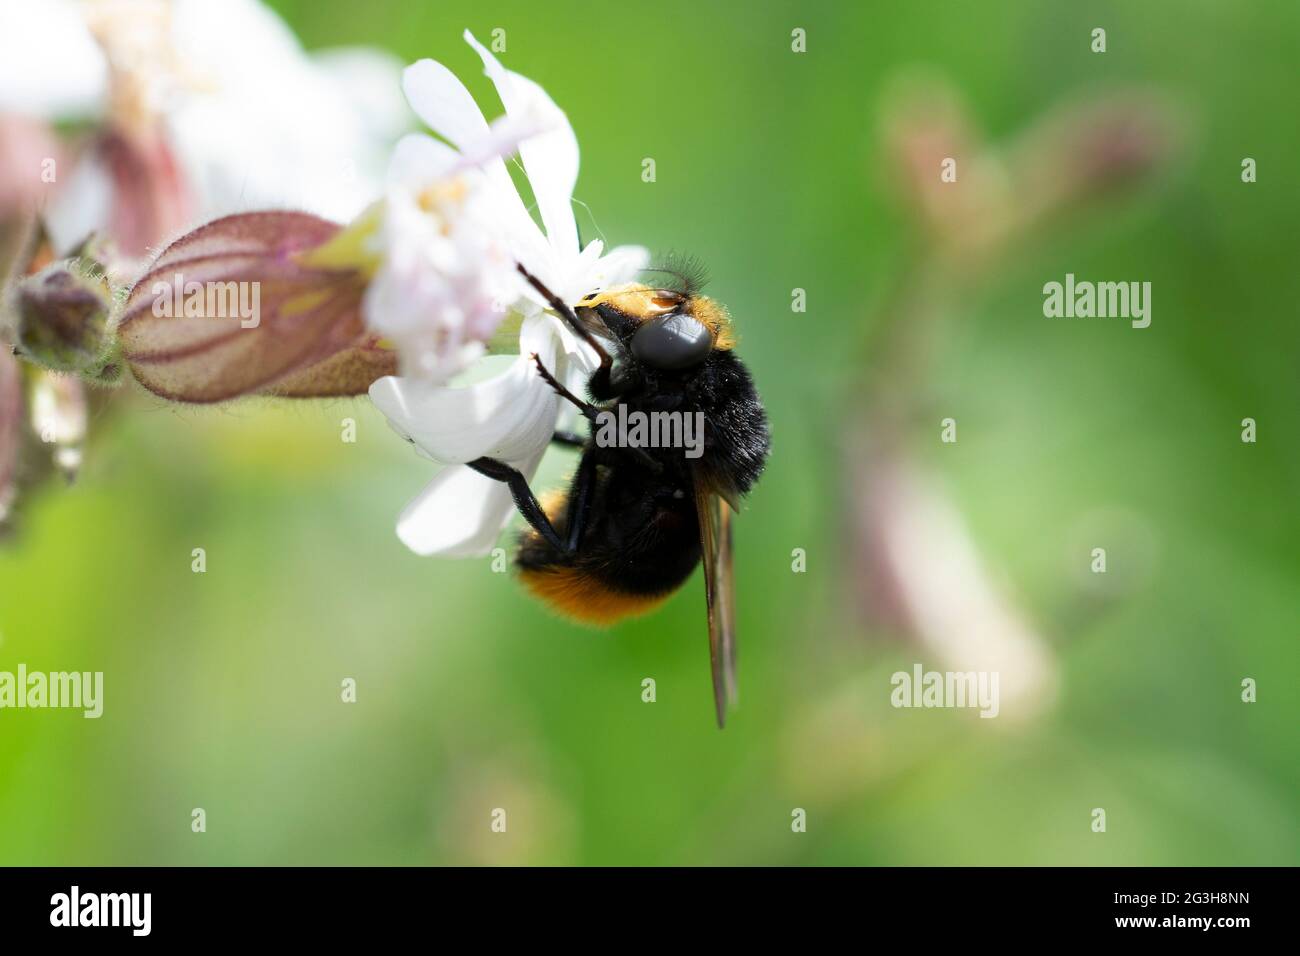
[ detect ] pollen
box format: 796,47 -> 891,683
417,177 -> 469,223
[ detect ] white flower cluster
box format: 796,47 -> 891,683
365,31 -> 647,556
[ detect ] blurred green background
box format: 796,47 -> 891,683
2,0 -> 1298,865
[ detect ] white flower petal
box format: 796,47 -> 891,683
368,315 -> 563,463
457,111 -> 553,172
401,56 -> 550,275
387,132 -> 459,186
370,34 -> 663,561
396,452 -> 541,557
401,57 -> 491,149
464,30 -> 579,261
166,0 -> 405,222
543,240 -> 650,306
592,243 -> 651,288
312,47 -> 412,142
0,0 -> 106,118
551,318 -> 599,375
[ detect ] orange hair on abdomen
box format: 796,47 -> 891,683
518,565 -> 671,627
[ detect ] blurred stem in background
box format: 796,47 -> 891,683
0,212 -> 99,536
846,74 -> 1185,721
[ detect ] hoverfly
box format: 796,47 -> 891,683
468,260 -> 770,726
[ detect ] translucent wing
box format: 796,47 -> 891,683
693,474 -> 738,728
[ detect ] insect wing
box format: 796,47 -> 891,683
693,476 -> 738,727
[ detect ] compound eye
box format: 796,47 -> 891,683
630,313 -> 712,370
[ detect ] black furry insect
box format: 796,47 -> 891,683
466,262 -> 770,726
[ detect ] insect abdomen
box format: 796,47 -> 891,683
517,564 -> 674,626
515,479 -> 701,627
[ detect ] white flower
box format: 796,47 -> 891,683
361,113 -> 547,384
0,0 -> 408,254
158,0 -> 408,224
367,31 -> 648,557
0,0 -> 106,119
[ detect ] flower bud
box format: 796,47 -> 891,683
9,257 -> 117,378
117,211 -> 385,402
267,335 -> 396,398
1011,93 -> 1182,217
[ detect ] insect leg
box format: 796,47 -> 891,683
551,430 -> 587,448
534,356 -> 663,475
563,452 -> 598,553
467,456 -> 569,555
531,353 -> 600,421
516,264 -> 611,370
